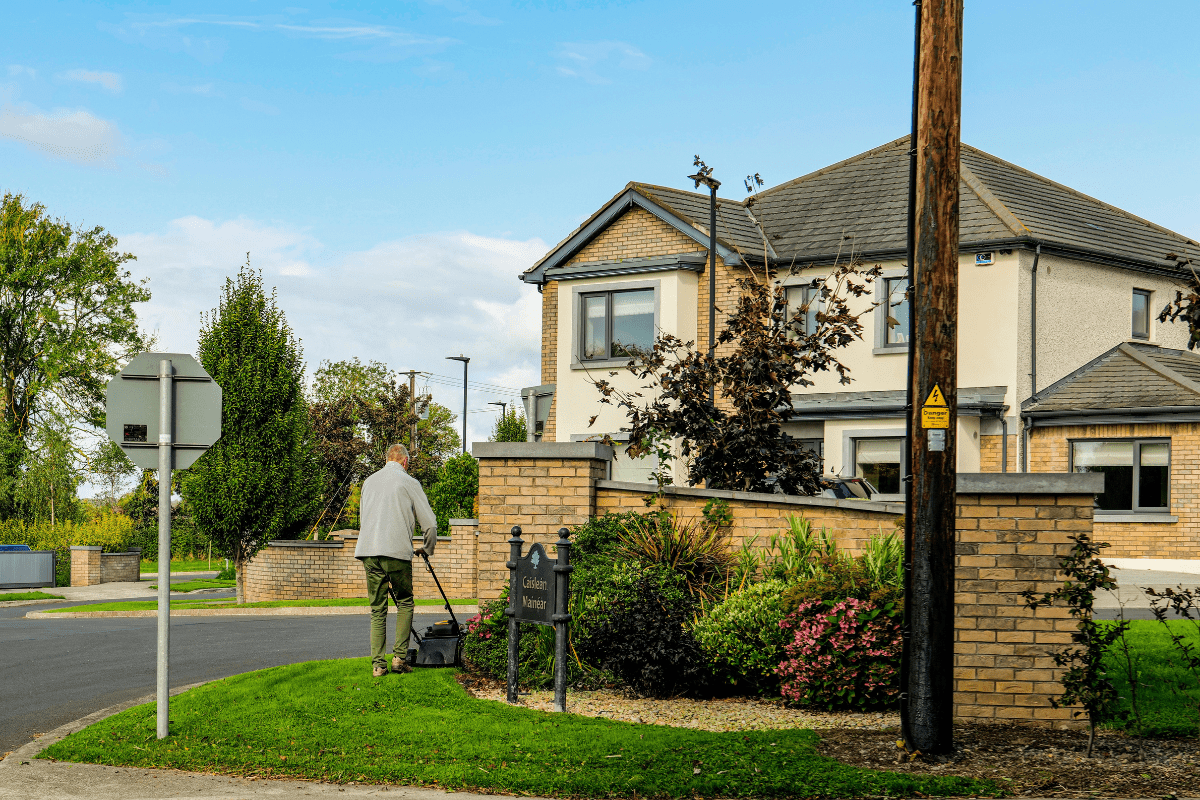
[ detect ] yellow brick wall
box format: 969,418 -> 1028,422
100,551 -> 141,583
540,280 -> 558,441
1028,422 -> 1200,559
566,206 -> 702,265
979,434 -> 1019,473
243,529 -> 478,602
594,485 -> 900,556
954,492 -> 1089,727
70,547 -> 102,587
476,455 -> 609,599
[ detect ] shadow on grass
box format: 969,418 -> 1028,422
40,661 -> 997,798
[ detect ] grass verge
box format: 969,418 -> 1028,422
1104,619 -> 1200,738
148,578 -> 237,592
140,559 -> 226,574
0,590 -> 66,601
46,597 -> 476,613
41,662 -> 996,798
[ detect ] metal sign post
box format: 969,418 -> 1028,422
505,525 -> 573,712
106,352 -> 222,740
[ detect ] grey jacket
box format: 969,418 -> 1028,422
354,461 -> 438,561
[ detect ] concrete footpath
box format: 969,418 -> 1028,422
0,689 -> 534,800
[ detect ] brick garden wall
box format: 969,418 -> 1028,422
475,442 -> 1101,728
242,528 -> 477,602
1027,421 -> 1199,559
595,481 -> 903,555
70,546 -> 141,586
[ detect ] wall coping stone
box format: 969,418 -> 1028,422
266,540 -> 345,548
473,441 -> 614,460
958,472 -> 1103,495
596,480 -> 905,514
101,549 -> 141,555
449,519 -> 478,526
70,546 -> 102,551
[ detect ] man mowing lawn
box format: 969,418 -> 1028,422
356,443 -> 438,678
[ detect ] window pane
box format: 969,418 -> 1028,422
1073,441 -> 1133,511
1139,442 -> 1169,508
886,278 -> 909,344
786,286 -> 819,336
611,289 -> 654,357
1132,290 -> 1149,339
856,438 -> 902,494
582,295 -> 607,359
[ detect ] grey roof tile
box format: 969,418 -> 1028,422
1025,343 -> 1200,412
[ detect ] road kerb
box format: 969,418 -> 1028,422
27,605 -> 479,619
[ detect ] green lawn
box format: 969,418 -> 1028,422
41,662 -> 995,798
140,559 -> 225,574
1104,619 -> 1200,738
0,590 -> 65,601
47,597 -> 476,613
148,578 -> 236,592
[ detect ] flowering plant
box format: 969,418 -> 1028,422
777,596 -> 902,710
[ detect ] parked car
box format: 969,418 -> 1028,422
819,477 -> 878,500
0,544 -> 31,552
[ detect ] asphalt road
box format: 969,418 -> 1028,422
0,597 -> 448,757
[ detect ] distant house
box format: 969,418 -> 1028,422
518,136 -> 1199,559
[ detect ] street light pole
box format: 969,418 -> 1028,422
447,356 -> 470,455
489,400 -> 507,417
688,159 -> 721,406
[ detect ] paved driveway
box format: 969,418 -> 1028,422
0,598 -> 450,756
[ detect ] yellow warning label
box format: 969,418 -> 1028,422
921,407 -> 950,429
924,385 -> 947,407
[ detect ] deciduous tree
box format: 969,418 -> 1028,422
591,260 -> 879,495
0,193 -> 150,517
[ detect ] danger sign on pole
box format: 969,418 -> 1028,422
106,353 -> 222,740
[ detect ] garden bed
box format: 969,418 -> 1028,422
817,723 -> 1200,798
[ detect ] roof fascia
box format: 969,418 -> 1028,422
522,188 -> 739,285
1027,407 -> 1200,426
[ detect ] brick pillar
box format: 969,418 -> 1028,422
70,546 -> 102,586
953,473 -> 1103,728
473,442 -> 613,600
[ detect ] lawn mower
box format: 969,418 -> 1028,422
392,551 -> 464,668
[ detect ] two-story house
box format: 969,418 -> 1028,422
518,136 -> 1200,560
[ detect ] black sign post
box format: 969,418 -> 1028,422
505,525 -> 573,711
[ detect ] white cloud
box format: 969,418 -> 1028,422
63,69 -> 123,93
123,217 -> 546,446
554,41 -> 651,85
0,104 -> 123,164
7,65 -> 36,79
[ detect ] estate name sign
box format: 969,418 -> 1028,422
514,543 -> 555,625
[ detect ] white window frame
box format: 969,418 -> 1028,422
840,428 -> 906,501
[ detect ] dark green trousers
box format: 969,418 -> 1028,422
362,556 -> 414,670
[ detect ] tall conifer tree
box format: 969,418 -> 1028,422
183,263 -> 322,602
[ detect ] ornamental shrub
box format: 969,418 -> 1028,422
426,453 -> 478,535
777,596 -> 903,710
779,555 -> 903,616
575,572 -> 709,698
461,592 -> 585,690
692,580 -> 790,695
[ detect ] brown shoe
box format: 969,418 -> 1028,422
373,665 -> 387,678
392,656 -> 413,674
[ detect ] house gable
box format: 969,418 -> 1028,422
567,206 -> 703,266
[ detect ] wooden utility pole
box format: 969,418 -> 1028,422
401,370 -> 419,455
903,0 -> 963,757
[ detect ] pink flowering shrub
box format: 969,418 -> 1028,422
777,597 -> 902,710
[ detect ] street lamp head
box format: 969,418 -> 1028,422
446,355 -> 470,364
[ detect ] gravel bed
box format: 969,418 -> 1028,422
460,677 -> 898,732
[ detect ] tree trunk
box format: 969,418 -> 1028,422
236,559 -> 246,604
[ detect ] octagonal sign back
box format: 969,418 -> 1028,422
105,353 -> 222,469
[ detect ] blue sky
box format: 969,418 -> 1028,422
3,0 -> 1199,448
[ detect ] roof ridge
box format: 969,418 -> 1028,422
1116,343 -> 1200,397
959,161 -> 1029,237
630,184 -> 743,256
962,143 -> 1200,252
754,135 -> 911,199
